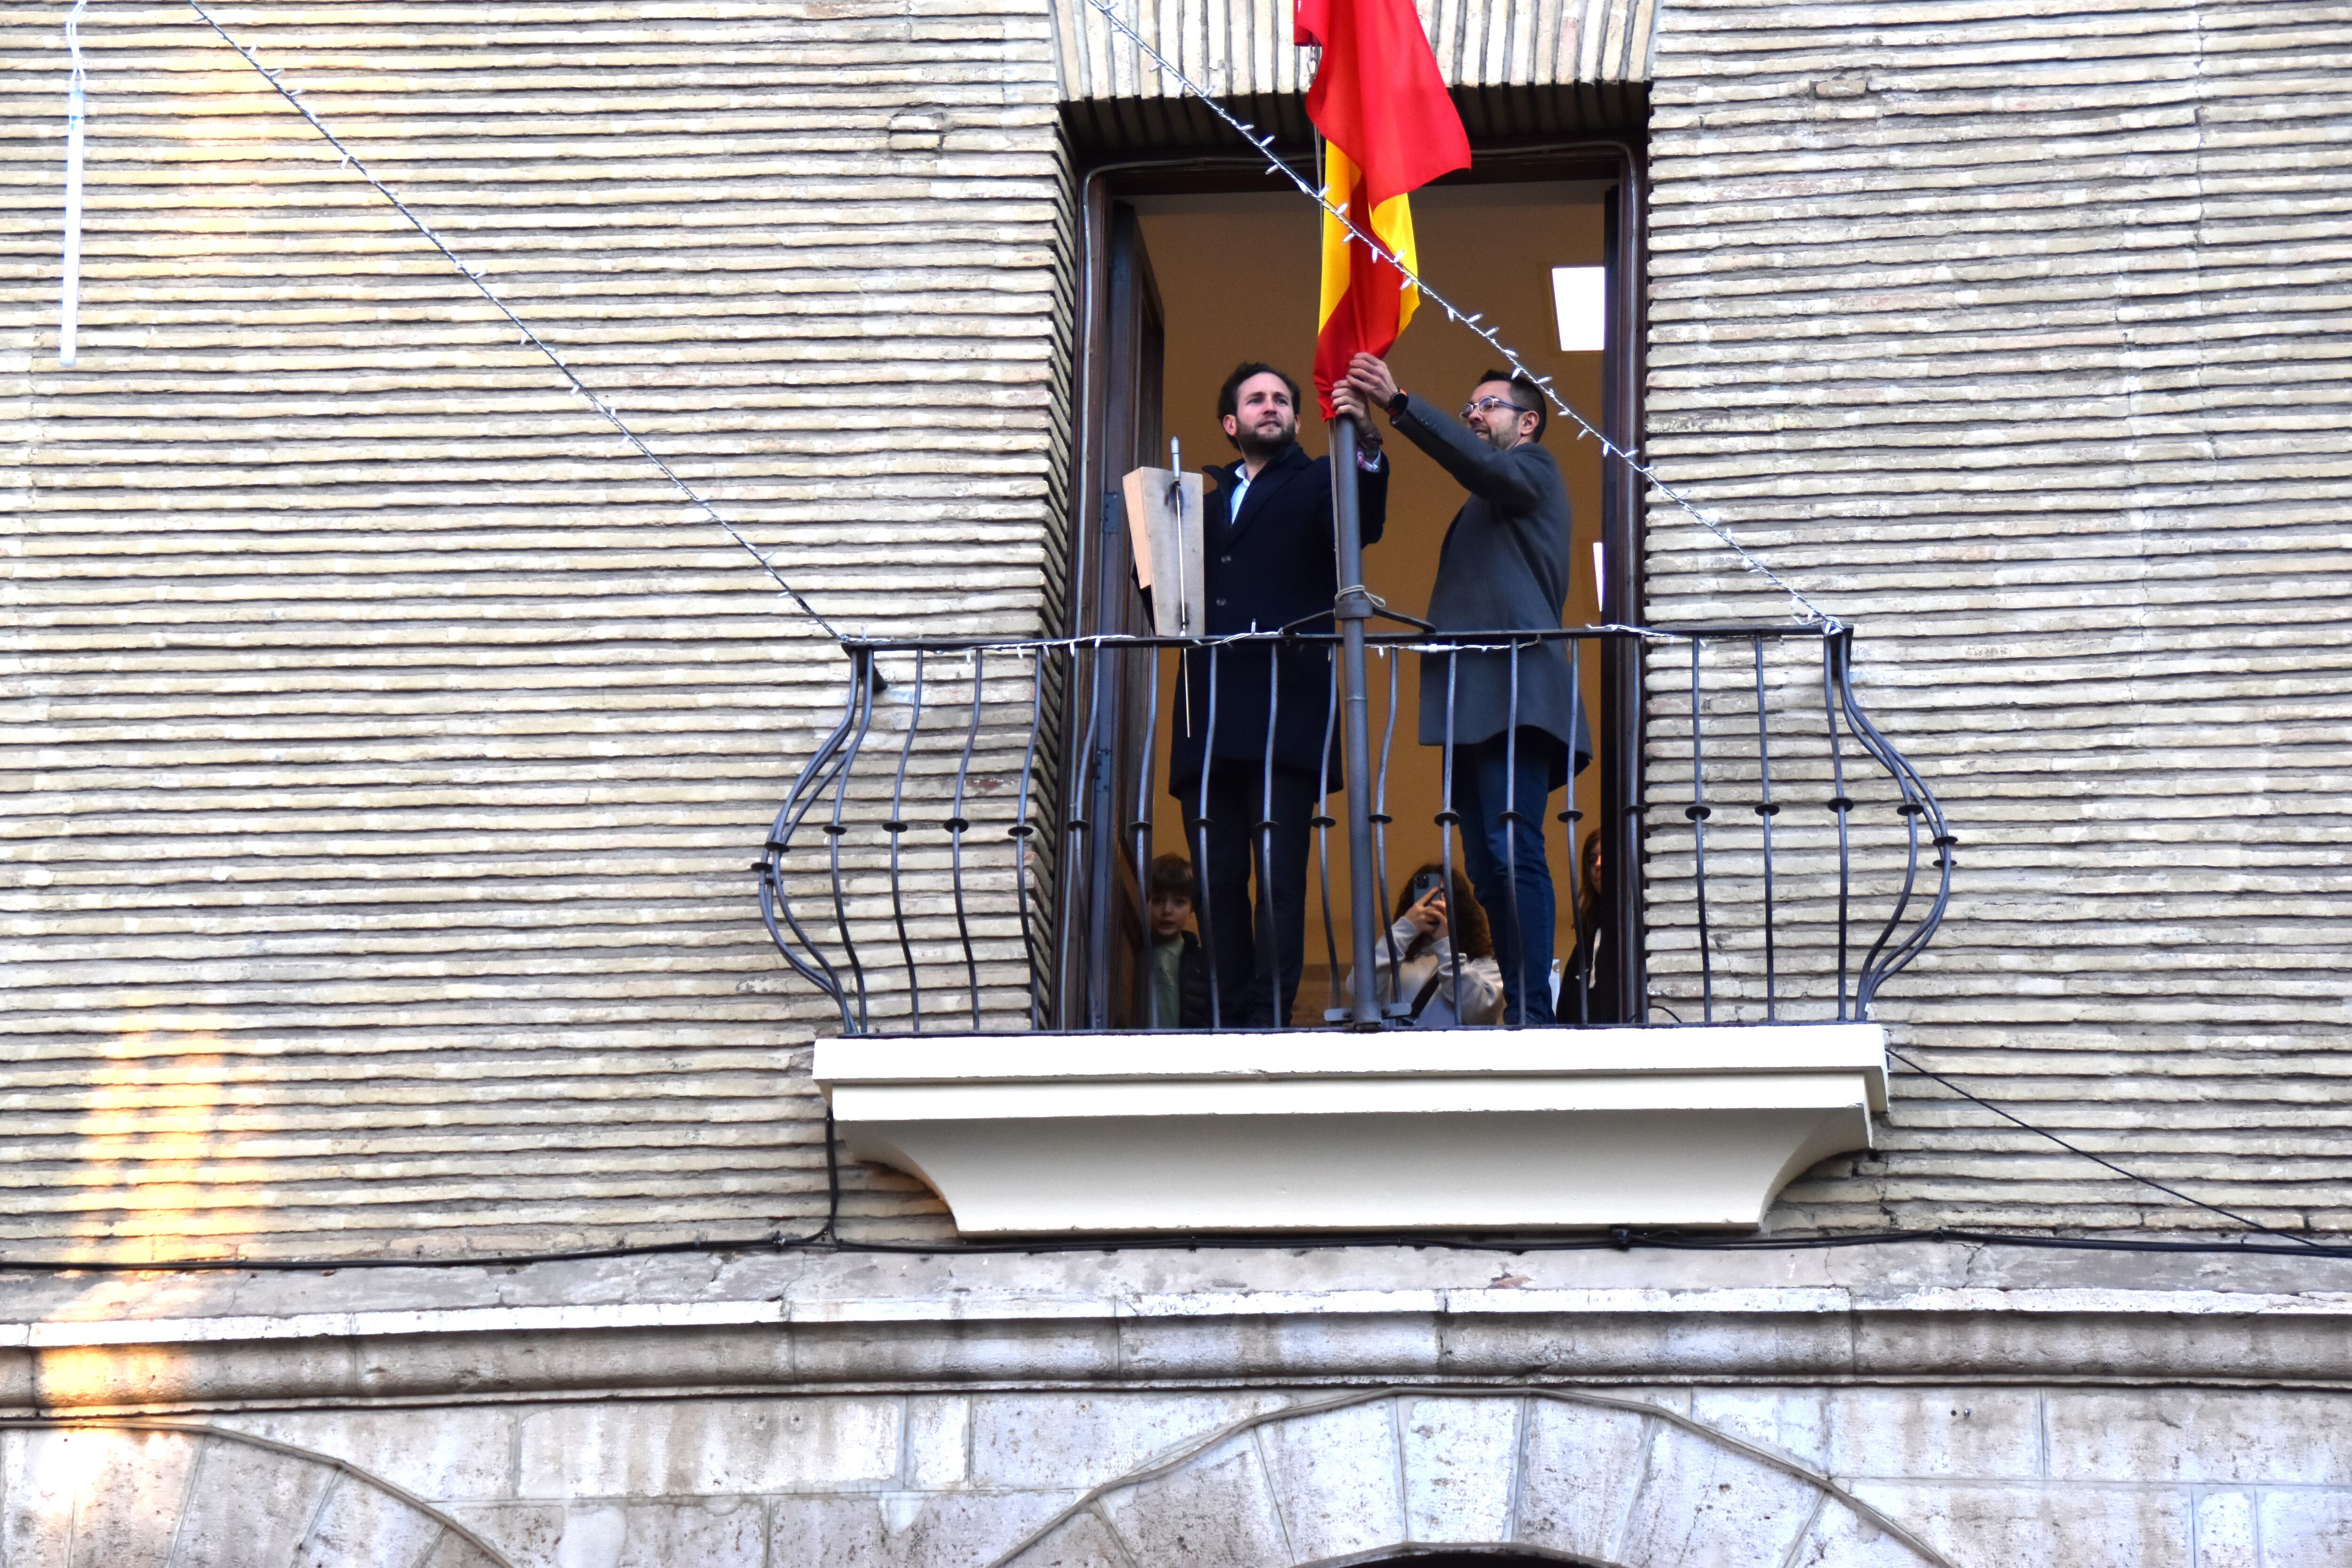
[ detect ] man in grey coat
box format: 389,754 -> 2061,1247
1343,353 -> 1590,1025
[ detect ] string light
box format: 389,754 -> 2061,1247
186,0 -> 1825,637
183,0 -> 846,644
838,623 -> 1704,659
1076,0 -> 1838,629
57,0 -> 87,366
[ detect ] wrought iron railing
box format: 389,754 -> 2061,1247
756,625 -> 1952,1034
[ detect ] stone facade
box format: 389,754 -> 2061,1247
5,1246 -> 2352,1566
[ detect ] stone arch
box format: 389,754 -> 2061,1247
989,1389 -> 1955,1568
0,1417 -> 514,1567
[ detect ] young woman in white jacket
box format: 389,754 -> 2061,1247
1349,861 -> 1506,1027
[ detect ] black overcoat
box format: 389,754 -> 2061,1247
1165,440 -> 1388,793
1389,393 -> 1590,782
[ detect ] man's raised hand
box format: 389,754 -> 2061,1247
1345,353 -> 1399,407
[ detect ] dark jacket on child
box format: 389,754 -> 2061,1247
1151,930 -> 1212,1029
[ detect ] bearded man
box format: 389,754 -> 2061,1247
1168,361 -> 1388,1029
1342,353 -> 1590,1027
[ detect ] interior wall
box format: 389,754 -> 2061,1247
1131,182 -> 1610,1016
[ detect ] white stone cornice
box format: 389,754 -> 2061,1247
818,1025 -> 1888,1233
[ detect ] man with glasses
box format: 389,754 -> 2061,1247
1340,353 -> 1589,1026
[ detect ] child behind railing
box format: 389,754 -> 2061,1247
1145,853 -> 1211,1028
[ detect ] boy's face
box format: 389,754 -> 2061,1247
1148,891 -> 1192,939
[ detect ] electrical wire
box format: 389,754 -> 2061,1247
0,1090 -> 2337,1276
1071,0 -> 1836,628
11,1036 -> 2328,1276
183,0 -> 846,645
1,1227 -> 2344,1277
1884,1047 -> 2337,1253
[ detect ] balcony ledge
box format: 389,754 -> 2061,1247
815,1024 -> 1886,1234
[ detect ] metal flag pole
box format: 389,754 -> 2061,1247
1321,124 -> 1383,1027
1330,411 -> 1382,1027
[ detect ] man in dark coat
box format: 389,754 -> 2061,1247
1343,353 -> 1589,1026
1168,362 -> 1388,1028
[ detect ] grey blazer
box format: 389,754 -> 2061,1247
1389,392 -> 1590,781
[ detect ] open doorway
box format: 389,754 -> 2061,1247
1065,150 -> 1643,1029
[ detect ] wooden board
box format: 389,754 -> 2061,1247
1121,466 -> 1206,636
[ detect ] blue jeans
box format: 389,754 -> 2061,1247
1452,729 -> 1561,1026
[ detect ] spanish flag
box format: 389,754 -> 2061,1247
1297,0 -> 1472,418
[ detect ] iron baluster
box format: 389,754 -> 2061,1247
1850,695 -> 1956,994
1853,710 -> 1923,1020
1257,643 -> 1283,1026
1065,637 -> 1106,1028
1753,636 -> 1779,1023
1821,635 -> 1854,1021
1838,630 -> 1955,1014
947,649 -> 985,1030
756,656 -> 866,1032
1687,636 -> 1714,1025
1047,645 -> 1081,1028
1132,644 -> 1164,1027
886,649 -> 927,1031
1561,634 -> 1588,1025
1374,647 -> 1403,1008
1440,650 -> 1464,1028
1501,640 -> 1526,1027
1192,644 -> 1224,1031
1313,652 -> 1343,1021
826,648 -> 882,1032
1011,647 -> 1049,1030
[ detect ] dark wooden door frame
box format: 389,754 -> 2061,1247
1057,189 -> 1165,1030
1065,134 -> 1651,1026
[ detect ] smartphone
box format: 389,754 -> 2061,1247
1406,869 -> 1444,908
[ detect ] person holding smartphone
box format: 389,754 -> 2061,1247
1346,862 -> 1504,1027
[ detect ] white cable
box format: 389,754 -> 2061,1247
184,0 -> 846,643
58,0 -> 87,367
854,621 -> 1704,658
1075,0 -> 1837,629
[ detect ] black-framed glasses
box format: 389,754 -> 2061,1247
1461,395 -> 1533,422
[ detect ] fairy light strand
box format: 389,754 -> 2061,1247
184,0 -> 1821,637
1077,0 -> 1836,628
183,0 -> 846,644
58,0 -> 87,366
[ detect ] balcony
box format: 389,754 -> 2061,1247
759,624 -> 1951,1234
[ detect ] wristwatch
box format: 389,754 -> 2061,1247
1385,388 -> 1410,418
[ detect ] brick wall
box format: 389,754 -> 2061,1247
1,0 -> 1069,1257
1641,0 -> 2352,1234
4,0 -> 2345,1258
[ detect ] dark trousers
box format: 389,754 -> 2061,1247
1178,760 -> 1318,1028
1452,730 -> 1563,1026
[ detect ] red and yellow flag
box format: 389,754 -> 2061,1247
1296,0 -> 1472,417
